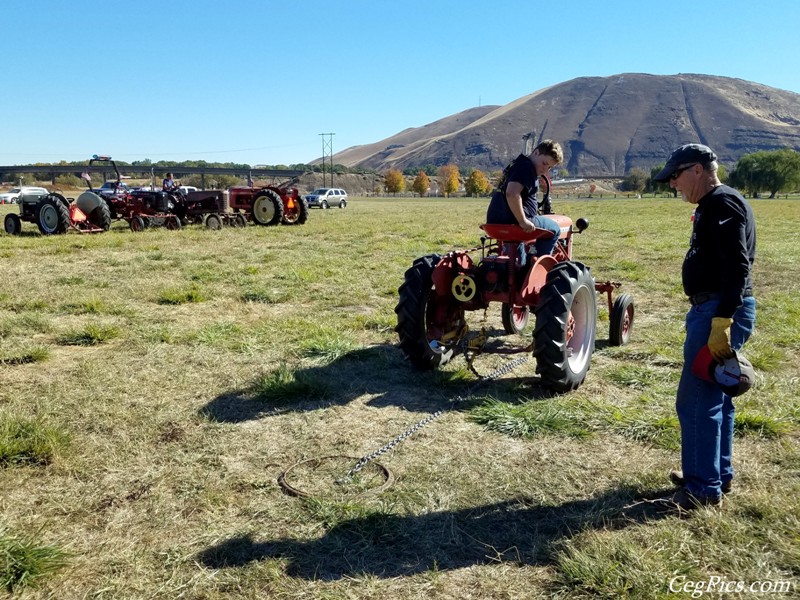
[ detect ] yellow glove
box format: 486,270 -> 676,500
708,317 -> 734,361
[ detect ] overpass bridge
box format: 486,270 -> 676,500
0,164 -> 307,188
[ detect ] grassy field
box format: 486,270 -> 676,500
1,196 -> 798,599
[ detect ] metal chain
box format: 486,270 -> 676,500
335,354 -> 529,484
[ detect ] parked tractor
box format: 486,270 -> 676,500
394,179 -> 634,392
84,156 -> 308,229
3,188 -> 109,235
228,182 -> 309,226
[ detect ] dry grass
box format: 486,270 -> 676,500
0,197 -> 798,598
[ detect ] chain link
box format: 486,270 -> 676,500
335,354 -> 529,484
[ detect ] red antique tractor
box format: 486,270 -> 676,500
394,181 -> 634,392
228,181 -> 309,226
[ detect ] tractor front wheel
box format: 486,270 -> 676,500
5,213 -> 21,235
609,293 -> 635,346
282,196 -> 309,225
533,261 -> 597,392
165,216 -> 182,230
252,190 -> 284,226
129,216 -> 145,232
36,195 -> 70,235
395,254 -> 465,370
205,214 -> 222,230
501,303 -> 530,334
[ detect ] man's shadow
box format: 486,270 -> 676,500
197,484 -> 674,580
200,342 -> 556,424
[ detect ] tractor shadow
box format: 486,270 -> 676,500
197,484 -> 676,580
200,338 -> 557,424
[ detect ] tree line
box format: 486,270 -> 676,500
6,149 -> 799,198
623,148 -> 800,198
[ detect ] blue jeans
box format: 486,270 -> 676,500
508,215 -> 561,266
533,215 -> 560,256
676,296 -> 756,500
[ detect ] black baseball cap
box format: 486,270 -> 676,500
653,144 -> 717,182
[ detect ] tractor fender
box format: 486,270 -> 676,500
521,254 -> 559,304
431,252 -> 474,297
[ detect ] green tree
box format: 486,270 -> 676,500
621,168 -> 648,193
384,169 -> 405,195
464,169 -> 491,197
412,171 -> 430,197
437,164 -> 459,197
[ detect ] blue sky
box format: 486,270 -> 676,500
3,0 -> 799,167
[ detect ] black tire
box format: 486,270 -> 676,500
205,214 -> 222,230
282,196 -> 309,225
339,200 -> 346,208
321,200 -> 329,209
129,215 -> 145,232
165,216 -> 182,230
609,293 -> 635,346
141,216 -> 152,229
252,190 -> 284,226
395,254 -> 465,370
36,194 -> 70,235
501,303 -> 530,334
4,213 -> 21,235
88,201 -> 112,231
233,213 -> 247,228
533,261 -> 597,392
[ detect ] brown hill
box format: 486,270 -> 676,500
332,73 -> 800,176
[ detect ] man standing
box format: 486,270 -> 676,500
653,144 -> 756,509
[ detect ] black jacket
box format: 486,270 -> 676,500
682,185 -> 756,318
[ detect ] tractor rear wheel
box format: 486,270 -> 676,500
36,195 -> 70,235
395,254 -> 465,370
5,213 -> 21,235
533,261 -> 597,392
282,196 -> 309,225
501,303 -> 530,334
88,201 -> 112,231
609,293 -> 635,346
252,190 -> 284,226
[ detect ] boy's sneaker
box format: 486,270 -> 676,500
670,470 -> 732,494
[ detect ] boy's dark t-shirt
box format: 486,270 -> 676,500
486,153 -> 539,224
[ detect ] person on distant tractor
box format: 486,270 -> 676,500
486,139 -> 563,260
162,172 -> 180,193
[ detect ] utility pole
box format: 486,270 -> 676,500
522,131 -> 536,155
319,133 -> 335,187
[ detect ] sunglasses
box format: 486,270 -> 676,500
671,164 -> 697,180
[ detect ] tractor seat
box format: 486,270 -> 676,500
480,223 -> 555,243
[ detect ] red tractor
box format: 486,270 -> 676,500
227,182 -> 309,226
394,181 -> 634,392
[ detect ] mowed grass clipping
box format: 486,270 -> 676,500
0,197 -> 798,599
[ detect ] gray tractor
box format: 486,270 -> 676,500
4,188 -> 111,236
